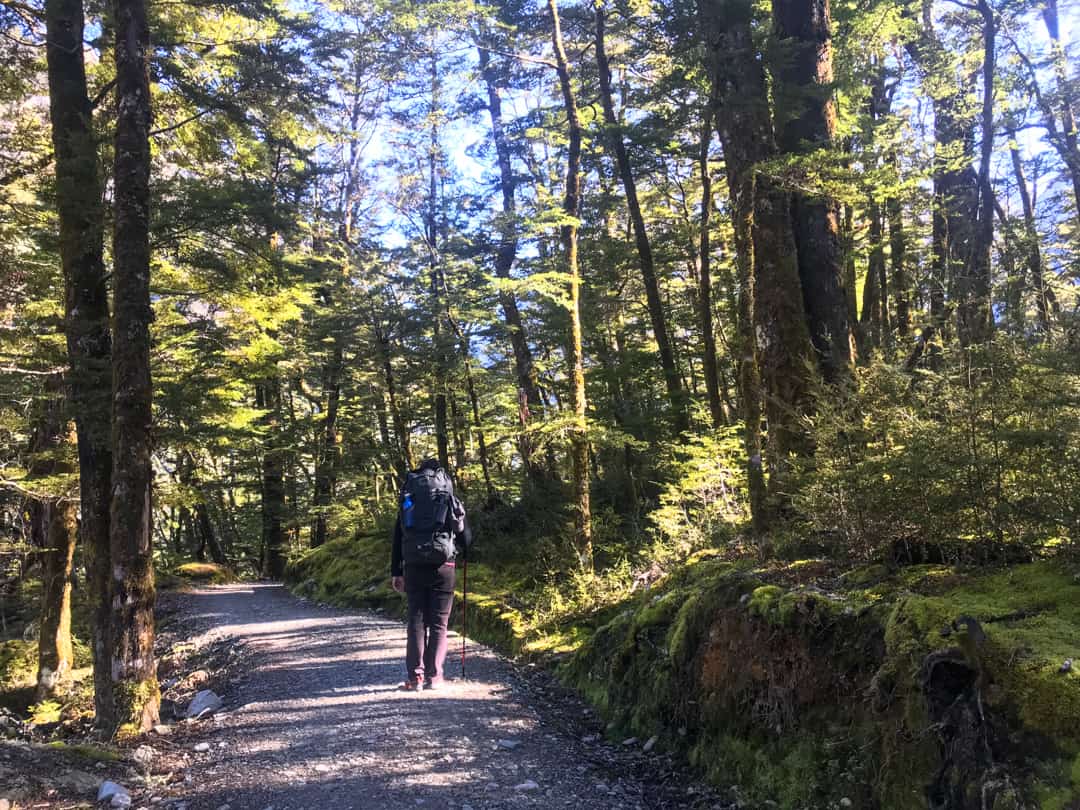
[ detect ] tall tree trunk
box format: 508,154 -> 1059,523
696,111 -> 725,429
772,0 -> 854,381
887,194 -> 910,337
958,0 -> 996,347
375,325 -> 412,477
1008,132 -> 1053,332
477,45 -> 545,482
109,0 -> 159,736
842,204 -> 859,329
907,3 -> 978,348
700,0 -> 816,495
594,2 -> 688,432
549,0 -> 592,569
312,341 -> 342,548
859,200 -> 885,358
44,0 -> 114,727
257,381 -> 286,579
194,502 -> 226,566
30,379 -> 78,700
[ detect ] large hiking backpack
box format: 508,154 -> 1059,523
399,464 -> 464,566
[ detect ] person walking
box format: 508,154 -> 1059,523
390,459 -> 471,691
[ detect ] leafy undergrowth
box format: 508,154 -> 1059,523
286,523 -> 1080,809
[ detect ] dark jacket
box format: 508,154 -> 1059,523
391,506 -> 472,577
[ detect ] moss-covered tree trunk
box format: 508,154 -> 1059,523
549,0 -> 592,569
257,380 -> 287,579
29,378 -> 78,700
108,0 -> 159,737
772,0 -> 854,382
700,0 -> 815,495
44,0 -> 115,727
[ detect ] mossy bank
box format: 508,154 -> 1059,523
285,533 -> 1080,809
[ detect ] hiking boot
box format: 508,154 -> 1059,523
398,679 -> 422,692
424,676 -> 444,691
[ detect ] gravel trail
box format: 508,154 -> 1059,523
170,583 -> 735,810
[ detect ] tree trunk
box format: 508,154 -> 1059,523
29,380 -> 78,701
700,0 -> 816,492
257,380 -> 286,579
194,502 -> 226,566
44,0 -> 114,728
375,325 -> 412,477
312,341 -> 342,548
887,194 -> 909,337
842,204 -> 859,329
957,0 -> 995,347
594,2 -> 688,432
772,0 -> 854,382
549,0 -> 592,569
907,5 -> 978,348
859,200 -> 885,358
1008,133 -> 1052,332
108,0 -> 159,736
696,112 -> 725,429
478,44 -> 546,482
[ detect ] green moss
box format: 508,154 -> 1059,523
113,676 -> 161,739
175,562 -> 236,585
747,584 -> 783,620
46,741 -> 122,761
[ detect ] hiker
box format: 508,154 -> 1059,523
390,459 -> 472,690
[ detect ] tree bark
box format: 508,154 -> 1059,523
108,0 -> 159,736
44,0 -> 114,727
594,2 -> 688,432
907,2 -> 978,348
375,325 -> 412,478
29,379 -> 78,701
1008,132 -> 1053,332
772,0 -> 854,381
257,380 -> 286,579
957,0 -> 996,346
549,0 -> 592,569
311,341 -> 342,548
887,194 -> 909,337
699,0 -> 816,492
696,112 -> 725,429
859,200 -> 885,358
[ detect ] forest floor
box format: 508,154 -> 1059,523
129,582 -> 740,810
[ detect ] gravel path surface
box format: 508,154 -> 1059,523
170,583 -> 737,810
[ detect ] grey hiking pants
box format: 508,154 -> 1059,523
404,562 -> 455,682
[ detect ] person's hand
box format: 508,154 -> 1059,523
391,576 -> 405,593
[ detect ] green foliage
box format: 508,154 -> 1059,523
648,428 -> 749,560
795,340 -> 1080,561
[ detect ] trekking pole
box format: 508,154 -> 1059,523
460,551 -> 468,681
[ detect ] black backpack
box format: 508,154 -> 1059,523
399,464 -> 465,566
